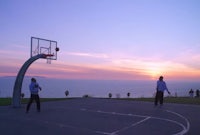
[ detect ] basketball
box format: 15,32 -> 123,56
55,47 -> 59,52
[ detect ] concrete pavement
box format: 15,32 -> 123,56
0,98 -> 200,135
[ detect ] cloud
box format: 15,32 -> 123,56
0,49 -> 29,59
65,52 -> 109,59
27,63 -> 149,80
106,55 -> 200,80
173,45 -> 200,69
12,44 -> 29,50
0,65 -> 21,76
2,46 -> 200,81
2,55 -> 200,80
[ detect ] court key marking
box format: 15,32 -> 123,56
80,108 -> 190,135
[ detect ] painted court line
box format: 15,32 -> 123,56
110,117 -> 151,135
21,107 -> 190,135
80,108 -> 190,135
166,110 -> 190,135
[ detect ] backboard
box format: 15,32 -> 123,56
31,37 -> 58,63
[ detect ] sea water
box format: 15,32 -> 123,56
0,77 -> 200,98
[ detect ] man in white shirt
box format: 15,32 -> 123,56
26,78 -> 42,113
154,76 -> 170,106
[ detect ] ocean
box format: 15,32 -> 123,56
0,77 -> 200,98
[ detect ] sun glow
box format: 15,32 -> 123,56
144,62 -> 165,79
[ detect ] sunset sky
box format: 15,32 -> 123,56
1,0 -> 200,81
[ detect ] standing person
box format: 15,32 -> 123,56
196,89 -> 199,98
189,89 -> 194,98
26,78 -> 42,113
154,76 -> 170,106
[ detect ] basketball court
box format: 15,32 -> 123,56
9,37 -> 200,134
0,98 -> 200,135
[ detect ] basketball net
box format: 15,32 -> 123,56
44,54 -> 54,64
46,58 -> 51,64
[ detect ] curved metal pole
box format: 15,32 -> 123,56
12,54 -> 46,108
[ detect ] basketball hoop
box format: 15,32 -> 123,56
44,54 -> 54,64
31,37 -> 58,64
44,54 -> 54,58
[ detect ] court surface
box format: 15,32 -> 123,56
0,98 -> 200,135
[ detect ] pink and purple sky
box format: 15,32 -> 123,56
1,0 -> 200,81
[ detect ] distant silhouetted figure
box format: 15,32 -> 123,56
196,89 -> 199,98
108,93 -> 112,98
26,78 -> 42,113
189,89 -> 194,98
154,76 -> 170,106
